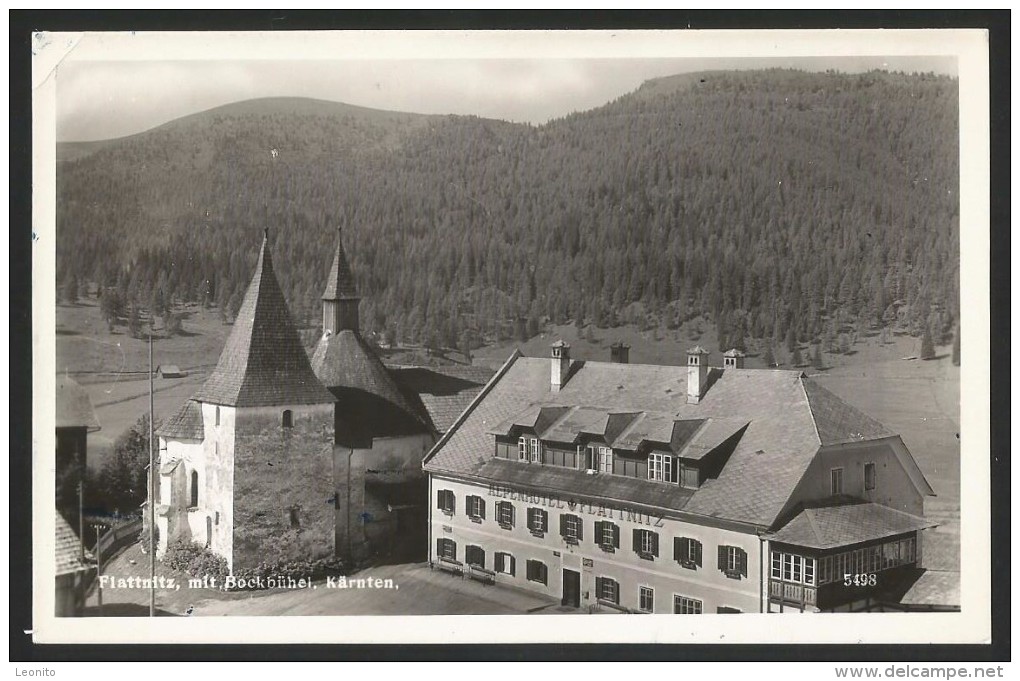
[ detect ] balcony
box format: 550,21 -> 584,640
769,580 -> 817,606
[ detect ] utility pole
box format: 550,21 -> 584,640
148,327 -> 156,618
93,523 -> 106,615
77,445 -> 84,562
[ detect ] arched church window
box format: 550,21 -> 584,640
282,410 -> 293,428
190,470 -> 199,508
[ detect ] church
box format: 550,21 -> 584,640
154,228 -> 490,572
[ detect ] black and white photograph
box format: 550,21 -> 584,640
26,25 -> 995,651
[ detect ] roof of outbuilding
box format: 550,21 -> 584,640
156,400 -> 204,440
767,500 -> 936,550
55,512 -> 91,576
311,329 -> 430,443
192,233 -> 335,408
389,365 -> 494,434
425,353 -> 907,528
55,375 -> 100,431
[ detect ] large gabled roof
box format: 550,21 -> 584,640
192,232 -> 335,408
424,352 -> 907,528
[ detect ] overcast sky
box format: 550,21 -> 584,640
56,55 -> 957,142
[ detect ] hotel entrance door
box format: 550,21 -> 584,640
562,568 -> 581,607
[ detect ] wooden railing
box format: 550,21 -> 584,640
769,580 -> 816,606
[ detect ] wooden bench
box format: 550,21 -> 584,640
433,557 -> 464,577
466,565 -> 496,585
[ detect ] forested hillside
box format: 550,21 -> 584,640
56,69 -> 959,354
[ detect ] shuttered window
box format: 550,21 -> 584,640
494,552 -> 516,576
496,501 -> 515,529
595,576 -> 619,604
465,544 -> 485,569
560,514 -> 583,544
632,529 -> 659,559
527,507 -> 548,534
718,545 -> 748,579
674,537 -> 702,569
436,538 -> 457,561
437,489 -> 456,515
466,495 -> 486,521
595,521 -> 620,551
864,462 -> 877,491
526,559 -> 548,585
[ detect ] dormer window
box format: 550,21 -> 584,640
648,452 -> 673,483
529,438 -> 542,464
581,445 -> 612,473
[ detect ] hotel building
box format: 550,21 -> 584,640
423,342 -> 936,613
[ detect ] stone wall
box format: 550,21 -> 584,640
231,404 -> 335,571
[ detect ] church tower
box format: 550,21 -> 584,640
322,225 -> 361,335
180,229 -> 336,573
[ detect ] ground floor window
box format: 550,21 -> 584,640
595,576 -> 619,604
639,586 -> 654,613
674,595 -> 703,614
436,538 -> 457,561
494,552 -> 515,576
465,544 -> 485,569
526,559 -> 548,585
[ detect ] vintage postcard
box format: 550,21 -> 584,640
30,27 -> 991,645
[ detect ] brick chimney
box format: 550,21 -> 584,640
686,346 -> 710,404
551,340 -> 571,392
610,342 -> 630,364
723,348 -> 746,369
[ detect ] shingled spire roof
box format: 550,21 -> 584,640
193,230 -> 335,408
322,226 -> 360,301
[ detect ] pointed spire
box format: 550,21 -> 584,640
322,223 -> 359,301
194,234 -> 334,407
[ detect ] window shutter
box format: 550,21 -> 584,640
674,537 -> 682,562
612,523 -> 620,549
479,498 -> 486,519
437,491 -> 443,510
577,517 -> 584,542
450,493 -> 456,514
594,521 -> 603,542
510,504 -> 515,526
509,555 -> 516,576
436,538 -> 443,557
595,576 -> 603,598
560,514 -> 568,537
718,544 -> 727,571
540,563 -> 547,585
738,548 -> 747,577
632,528 -> 641,553
540,510 -> 548,531
695,540 -> 703,568
494,552 -> 504,573
651,532 -> 659,557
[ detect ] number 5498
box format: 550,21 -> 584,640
843,573 -> 877,587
